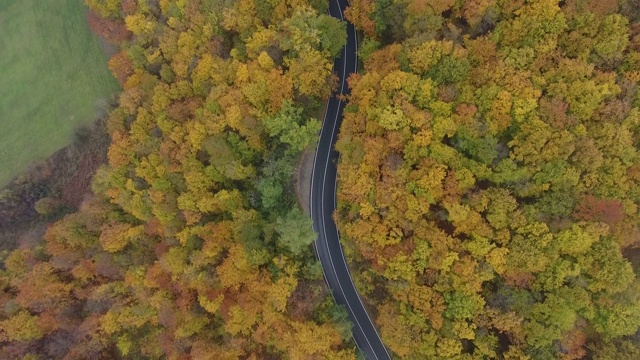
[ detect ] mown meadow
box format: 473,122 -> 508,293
0,0 -> 118,186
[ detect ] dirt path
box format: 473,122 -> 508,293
295,144 -> 317,217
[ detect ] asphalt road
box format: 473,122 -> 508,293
309,1 -> 392,359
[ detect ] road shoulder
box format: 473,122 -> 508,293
295,144 -> 316,217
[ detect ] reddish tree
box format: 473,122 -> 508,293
108,51 -> 134,86
86,11 -> 131,44
287,282 -> 322,321
573,194 -> 625,226
559,329 -> 587,359
629,22 -> 640,52
503,270 -> 535,288
564,0 -> 618,16
539,97 -> 574,129
121,0 -> 137,15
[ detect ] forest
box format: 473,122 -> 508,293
336,0 -> 640,358
0,0 -> 356,358
3,0 -> 640,359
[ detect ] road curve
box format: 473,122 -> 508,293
309,1 -> 392,359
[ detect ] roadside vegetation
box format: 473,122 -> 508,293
336,0 -> 640,358
0,0 -> 355,358
0,0 -> 119,186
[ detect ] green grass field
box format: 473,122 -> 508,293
0,0 -> 119,186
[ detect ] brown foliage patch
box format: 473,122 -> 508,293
573,194 -> 625,226
121,0 -> 137,14
87,11 -> 131,44
286,281 -> 324,321
108,51 -> 133,86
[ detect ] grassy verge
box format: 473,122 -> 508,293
0,0 -> 119,186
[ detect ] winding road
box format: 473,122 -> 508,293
310,0 -> 392,359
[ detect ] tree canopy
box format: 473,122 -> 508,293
337,0 -> 640,358
0,0 -> 354,358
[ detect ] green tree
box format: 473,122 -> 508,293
275,208 -> 317,255
263,101 -> 321,152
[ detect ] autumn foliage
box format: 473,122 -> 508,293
337,0 -> 640,358
0,0 -> 353,358
86,10 -> 131,44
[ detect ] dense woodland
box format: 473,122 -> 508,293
3,0 -> 640,359
0,0 -> 357,358
336,0 -> 640,358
